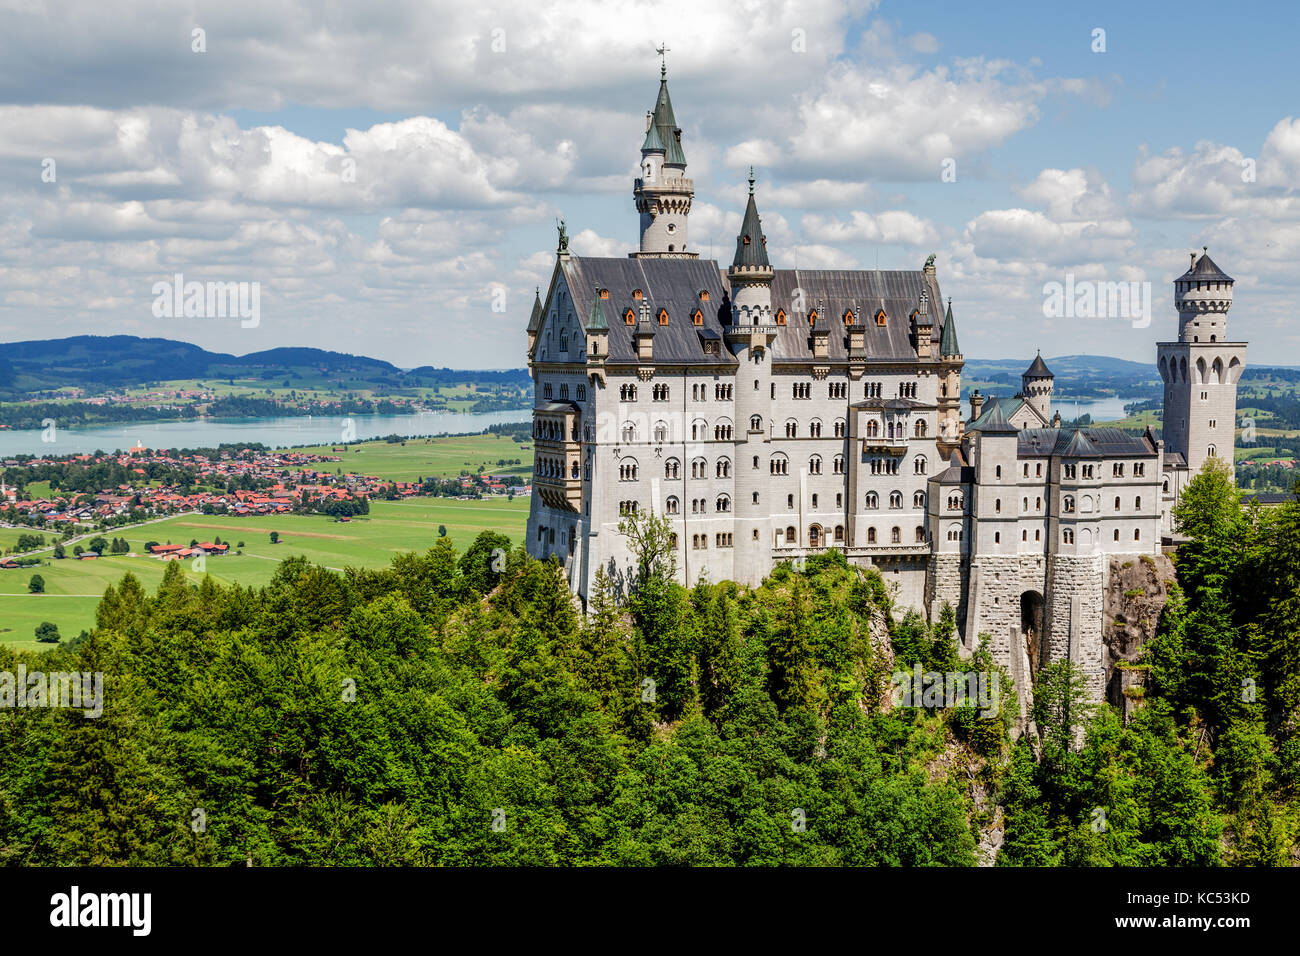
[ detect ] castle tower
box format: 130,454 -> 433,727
632,64 -> 695,258
727,171 -> 778,585
1156,249 -> 1246,478
1021,352 -> 1054,422
936,295 -> 964,455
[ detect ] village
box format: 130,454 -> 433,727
0,443 -> 531,552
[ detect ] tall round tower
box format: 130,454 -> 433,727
632,64 -> 695,258
727,172 -> 778,586
1021,351 -> 1054,422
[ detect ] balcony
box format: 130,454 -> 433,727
533,474 -> 583,513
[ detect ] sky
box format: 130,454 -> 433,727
0,0 -> 1297,369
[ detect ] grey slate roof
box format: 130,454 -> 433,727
560,256 -> 733,366
641,120 -> 666,153
1024,352 -> 1053,379
935,450 -> 974,485
1178,250 -> 1233,283
769,268 -> 945,364
939,298 -> 960,357
968,396 -> 1026,429
1016,426 -> 1155,458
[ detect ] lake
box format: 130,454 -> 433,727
0,409 -> 533,457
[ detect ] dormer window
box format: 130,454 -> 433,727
624,309 -> 635,326
658,308 -> 669,326
699,290 -> 710,302
692,309 -> 703,326
775,309 -> 787,326
809,310 -> 818,327
875,310 -> 887,327
844,310 -> 855,326
742,235 -> 751,246
633,289 -> 643,300
599,289 -> 609,299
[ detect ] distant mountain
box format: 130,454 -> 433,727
963,355 -> 1157,378
0,335 -> 529,392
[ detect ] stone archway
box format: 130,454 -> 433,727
1021,590 -> 1046,678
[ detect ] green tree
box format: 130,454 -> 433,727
34,621 -> 60,643
28,573 -> 44,594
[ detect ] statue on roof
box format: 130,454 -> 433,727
556,219 -> 569,252
924,253 -> 936,269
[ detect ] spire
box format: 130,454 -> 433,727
1024,350 -> 1053,379
586,292 -> 608,332
649,68 -> 686,166
939,297 -> 960,357
527,287 -> 544,333
732,170 -> 769,269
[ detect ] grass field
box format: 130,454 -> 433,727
287,433 -> 532,482
0,496 -> 529,647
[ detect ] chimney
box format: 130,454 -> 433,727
970,390 -> 985,420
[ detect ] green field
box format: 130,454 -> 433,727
0,496 -> 529,647
288,433 -> 532,482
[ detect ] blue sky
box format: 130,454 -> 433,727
1,0 -> 1297,368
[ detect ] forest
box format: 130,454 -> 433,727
0,459 -> 1295,865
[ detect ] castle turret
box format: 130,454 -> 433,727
727,171 -> 779,585
1021,351 -> 1054,422
937,295 -> 965,452
1157,249 -> 1246,478
632,65 -> 695,258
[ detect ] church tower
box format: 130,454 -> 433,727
632,63 -> 695,258
727,172 -> 778,585
1157,249 -> 1246,479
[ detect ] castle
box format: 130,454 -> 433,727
525,68 -> 1247,697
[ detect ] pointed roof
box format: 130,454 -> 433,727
1024,351 -> 1053,379
731,171 -> 770,270
968,398 -> 1019,434
586,293 -> 608,332
641,119 -> 666,153
649,72 -> 686,166
1059,428 -> 1101,458
1178,248 -> 1233,283
527,288 -> 544,333
939,297 -> 960,356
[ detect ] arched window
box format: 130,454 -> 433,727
867,527 -> 877,544
865,492 -> 879,509
947,493 -> 963,511
624,309 -> 635,325
889,491 -> 903,509
716,494 -> 731,513
875,309 -> 887,327
715,457 -> 731,478
658,308 -> 669,326
915,525 -> 927,543
866,420 -> 879,438
833,455 -> 845,474
618,459 -> 639,481
914,456 -> 927,475
665,458 -> 680,479
776,308 -> 787,325
809,419 -> 822,437
691,457 -> 707,479
914,420 -> 927,438
750,415 -> 763,431
785,420 -> 798,438
1063,495 -> 1075,513
1063,528 -> 1074,544
653,421 -> 667,443
785,526 -> 796,544
809,455 -> 822,475
621,421 -> 637,443
890,526 -> 901,544
913,491 -> 926,508
834,418 -> 846,438
692,309 -> 703,326
843,310 -> 855,326
666,496 -> 679,515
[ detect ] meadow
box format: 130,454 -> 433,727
0,496 -> 529,647
286,432 -> 532,481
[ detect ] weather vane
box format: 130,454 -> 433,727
656,43 -> 670,75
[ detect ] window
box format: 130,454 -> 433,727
1208,444 -> 1217,458
947,493 -> 962,511
770,455 -> 789,476
559,334 -> 567,353
916,526 -> 927,543
652,383 -> 669,401
1114,463 -> 1124,477
632,289 -> 643,300
889,491 -> 903,509
994,532 -> 1000,544
715,383 -> 733,400
716,494 -> 731,513
1114,496 -> 1121,511
621,421 -> 637,442
1135,496 -> 1142,510
576,385 -> 586,401
785,526 -> 797,544
785,420 -> 798,438
866,492 -> 879,509
833,455 -> 845,475
716,533 -> 733,548
750,415 -> 763,431
914,420 -> 927,438
914,491 -> 926,508
618,460 -> 639,481
835,525 -> 845,543
658,308 -> 669,326
620,384 -> 637,401
776,308 -> 787,325
809,455 -> 822,475
997,466 -> 1003,479
867,527 -> 877,544
787,494 -> 794,509
691,458 -> 707,479
665,458 -> 680,479
875,309 -> 887,327
793,383 -> 812,400
1134,463 -> 1145,477
914,456 -> 927,475
699,290 -> 710,302
1064,463 -> 1076,479
829,382 -> 847,399
1063,528 -> 1074,544
890,526 -> 901,544
811,494 -> 819,509
1063,495 -> 1075,513
653,421 -> 667,443
666,496 -> 679,515
844,310 -> 855,326
809,419 -> 822,437
544,384 -> 553,399
866,420 -> 879,438
624,309 -> 635,325
1114,529 -> 1120,542
834,418 -> 846,438
716,458 -> 731,478
1134,528 -> 1141,541
599,289 -> 609,299
692,309 -> 703,326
